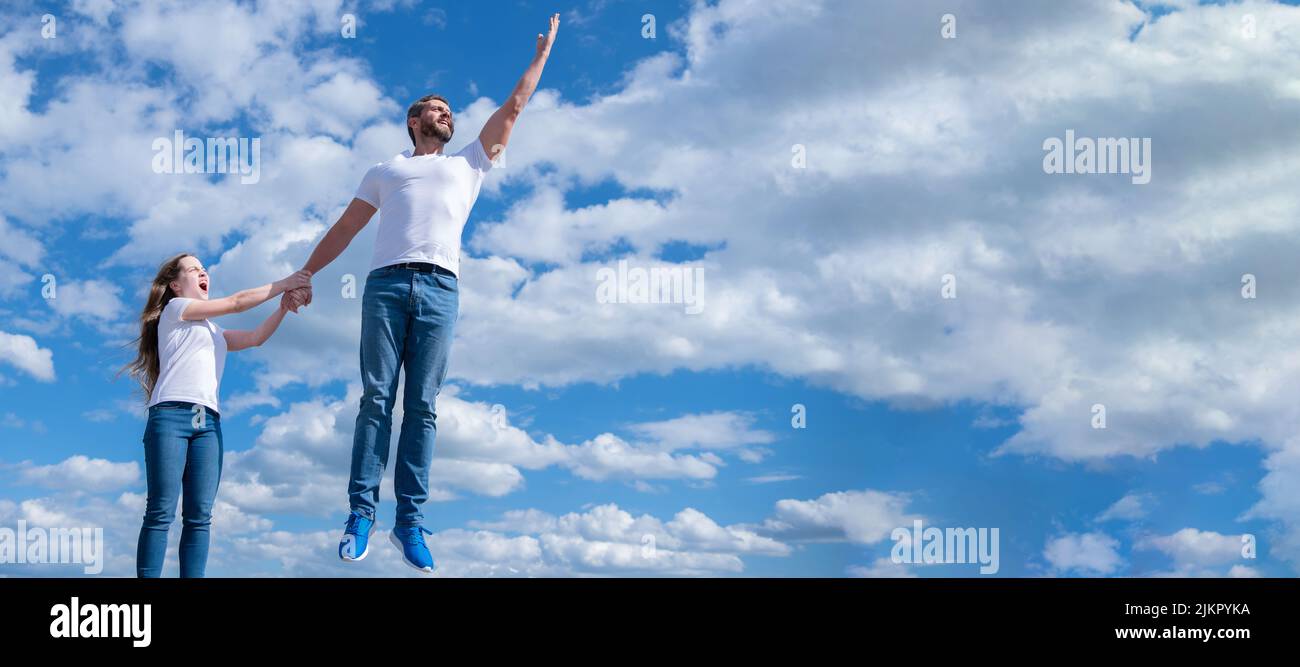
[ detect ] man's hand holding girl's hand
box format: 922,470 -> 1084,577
279,269 -> 312,292
277,270 -> 313,313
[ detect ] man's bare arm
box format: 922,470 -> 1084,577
283,198 -> 377,311
479,13 -> 560,161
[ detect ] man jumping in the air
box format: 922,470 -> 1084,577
282,13 -> 560,572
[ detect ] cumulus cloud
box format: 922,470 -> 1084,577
753,489 -> 918,545
232,505 -> 775,578
1136,527 -> 1256,576
0,484 -> 959,577
17,455 -> 139,493
1,489 -> 796,577
1244,437 -> 1300,571
1138,528 -> 1246,566
217,383 -> 745,518
1043,532 -> 1125,575
0,490 -> 273,577
44,280 -> 128,323
0,331 -> 54,381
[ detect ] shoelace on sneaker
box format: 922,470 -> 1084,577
344,512 -> 367,536
394,526 -> 433,545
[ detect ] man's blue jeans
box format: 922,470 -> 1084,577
349,264 -> 458,527
136,401 -> 223,578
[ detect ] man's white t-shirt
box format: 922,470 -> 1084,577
147,297 -> 227,415
354,138 -> 495,276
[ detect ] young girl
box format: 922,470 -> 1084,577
121,252 -> 311,578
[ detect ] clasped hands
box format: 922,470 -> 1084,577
279,270 -> 313,313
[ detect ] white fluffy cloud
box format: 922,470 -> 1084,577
225,500 -> 792,578
0,487 -> 800,577
1244,437 -> 1300,570
0,483 -> 945,577
1043,532 -> 1125,575
1136,527 -> 1255,577
753,489 -> 918,545
0,330 -> 54,381
18,455 -> 139,492
217,383 -> 772,519
44,280 -> 128,323
0,490 -> 274,577
1138,528 -> 1246,566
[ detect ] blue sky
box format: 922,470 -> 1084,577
1,0 -> 1297,577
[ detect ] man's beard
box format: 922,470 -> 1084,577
420,117 -> 453,143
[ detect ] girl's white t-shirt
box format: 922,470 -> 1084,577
147,297 -> 227,414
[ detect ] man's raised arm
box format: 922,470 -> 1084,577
479,13 -> 560,161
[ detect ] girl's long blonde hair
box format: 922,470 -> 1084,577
119,252 -> 194,402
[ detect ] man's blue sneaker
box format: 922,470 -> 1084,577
339,511 -> 376,561
389,525 -> 436,573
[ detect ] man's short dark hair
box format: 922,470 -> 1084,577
407,94 -> 450,146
